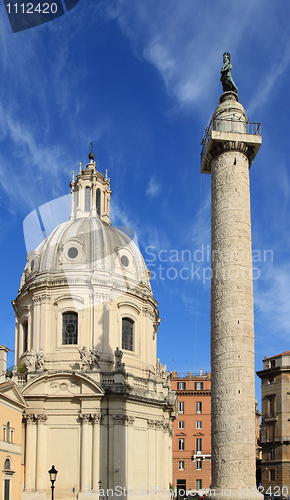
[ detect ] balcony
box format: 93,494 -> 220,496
200,117 -> 262,173
14,374 -> 27,385
259,436 -> 290,444
264,413 -> 277,422
259,437 -> 275,444
192,450 -> 211,460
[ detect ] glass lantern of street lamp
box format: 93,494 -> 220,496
48,465 -> 58,483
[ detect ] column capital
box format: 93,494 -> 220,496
23,413 -> 35,424
79,412 -> 91,423
34,414 -> 47,424
91,413 -> 103,424
155,420 -> 164,429
112,414 -> 135,426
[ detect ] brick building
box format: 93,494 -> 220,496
170,371 -> 211,496
257,351 -> 290,494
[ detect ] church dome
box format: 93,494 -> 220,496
14,156 -> 158,378
23,217 -> 150,290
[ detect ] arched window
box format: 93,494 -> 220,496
96,189 -> 101,215
122,318 -> 134,351
75,189 -> 79,208
85,186 -> 91,212
62,312 -> 78,345
22,321 -> 28,353
4,458 -> 11,470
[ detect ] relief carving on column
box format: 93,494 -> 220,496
147,419 -> 155,428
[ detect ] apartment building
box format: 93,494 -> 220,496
170,371 -> 211,496
257,351 -> 290,493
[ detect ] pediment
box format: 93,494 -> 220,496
0,381 -> 26,409
22,372 -> 105,399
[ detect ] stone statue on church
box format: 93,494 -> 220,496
156,358 -> 169,382
78,346 -> 90,367
35,349 -> 45,370
114,347 -> 125,373
89,348 -> 100,369
25,348 -> 37,371
78,346 -> 101,370
220,52 -> 238,93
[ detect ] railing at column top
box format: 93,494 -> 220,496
201,118 -> 261,164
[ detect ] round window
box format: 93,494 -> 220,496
121,255 -> 129,267
66,323 -> 76,334
68,247 -> 78,259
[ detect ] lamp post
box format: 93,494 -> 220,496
48,465 -> 58,500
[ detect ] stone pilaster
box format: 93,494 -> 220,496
23,414 -> 36,491
147,419 -> 156,487
80,413 -> 91,492
35,414 -> 47,491
91,413 -> 102,490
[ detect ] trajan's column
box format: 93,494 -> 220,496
201,53 -> 262,500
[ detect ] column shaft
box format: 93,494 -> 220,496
211,151 -> 256,494
92,415 -> 101,490
36,415 -> 47,490
24,415 -> 36,491
80,414 -> 91,491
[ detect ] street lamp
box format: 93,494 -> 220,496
48,465 -> 58,500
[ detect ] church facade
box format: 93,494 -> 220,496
12,151 -> 175,499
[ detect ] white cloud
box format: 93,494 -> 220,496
104,0 -> 261,112
246,42 -> 290,116
146,176 -> 161,199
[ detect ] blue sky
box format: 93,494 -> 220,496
0,0 -> 289,406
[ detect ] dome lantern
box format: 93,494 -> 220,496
70,145 -> 112,224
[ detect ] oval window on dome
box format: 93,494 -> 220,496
68,247 -> 78,259
121,255 -> 129,267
